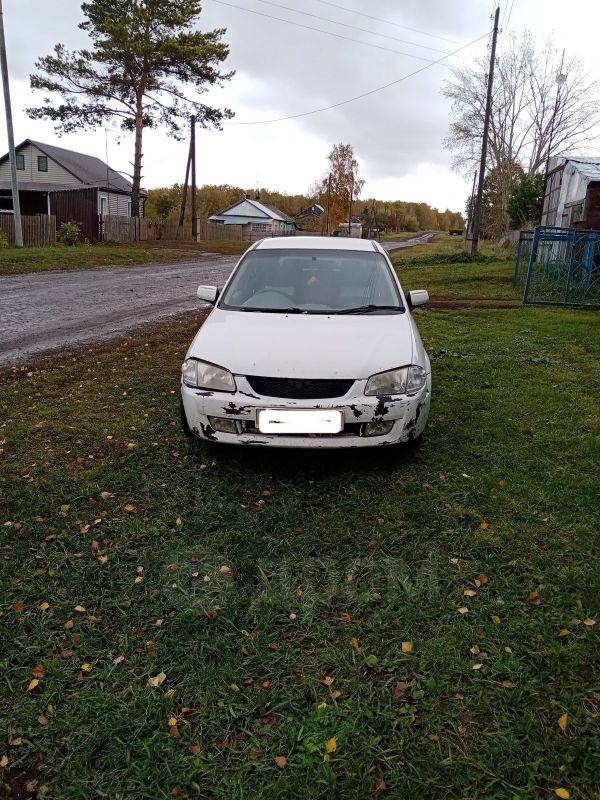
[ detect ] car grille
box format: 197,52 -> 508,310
246,376 -> 354,399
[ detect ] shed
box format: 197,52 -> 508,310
541,155 -> 600,229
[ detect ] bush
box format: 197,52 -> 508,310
57,221 -> 82,247
0,231 -> 9,249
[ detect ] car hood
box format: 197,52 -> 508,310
188,308 -> 416,379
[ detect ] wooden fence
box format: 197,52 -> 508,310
99,215 -> 253,243
99,215 -> 298,244
0,214 -> 56,246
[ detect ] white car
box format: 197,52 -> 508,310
180,237 -> 431,449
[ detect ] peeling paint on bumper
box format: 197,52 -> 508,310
181,375 -> 431,449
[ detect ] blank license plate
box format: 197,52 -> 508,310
258,408 -> 343,434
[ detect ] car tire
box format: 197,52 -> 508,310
180,398 -> 193,438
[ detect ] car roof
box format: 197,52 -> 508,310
254,236 -> 379,252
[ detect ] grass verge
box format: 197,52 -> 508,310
392,235 -> 520,305
0,240 -> 249,275
0,248 -> 599,799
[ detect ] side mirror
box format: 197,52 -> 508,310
197,285 -> 219,304
407,289 -> 429,309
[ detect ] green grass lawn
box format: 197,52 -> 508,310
392,235 -> 519,305
1,242 -> 599,799
0,240 -> 249,275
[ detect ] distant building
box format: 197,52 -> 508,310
209,197 -> 296,235
294,202 -> 325,230
337,217 -> 363,238
0,139 -> 145,219
541,155 -> 600,229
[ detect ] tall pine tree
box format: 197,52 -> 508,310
28,0 -> 234,216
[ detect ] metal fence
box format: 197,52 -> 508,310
517,225 -> 600,308
513,230 -> 534,289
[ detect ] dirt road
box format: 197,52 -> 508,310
0,255 -> 239,367
0,235 -> 433,367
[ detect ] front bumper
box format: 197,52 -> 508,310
181,374 -> 431,449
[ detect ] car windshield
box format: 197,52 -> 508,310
218,248 -> 404,314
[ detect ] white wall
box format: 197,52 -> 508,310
0,143 -> 78,185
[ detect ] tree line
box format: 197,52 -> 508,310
144,182 -> 464,233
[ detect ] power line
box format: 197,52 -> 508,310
312,0 -> 463,45
252,0 -> 452,55
227,30 -> 490,126
505,0 -> 515,30
209,0 -> 453,64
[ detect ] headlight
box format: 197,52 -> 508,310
182,359 -> 236,392
365,365 -> 426,396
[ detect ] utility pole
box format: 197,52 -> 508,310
190,115 -> 197,242
466,169 -> 478,237
325,173 -> 331,235
0,0 -> 22,247
469,5 -> 500,258
348,182 -> 353,237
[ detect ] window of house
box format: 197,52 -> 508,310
37,156 -> 48,172
100,196 -> 108,215
252,223 -> 269,232
16,154 -> 24,170
127,201 -> 132,217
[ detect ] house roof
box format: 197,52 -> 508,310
295,203 -> 325,219
210,197 -> 295,223
0,139 -> 142,194
549,154 -> 600,182
0,181 -> 85,193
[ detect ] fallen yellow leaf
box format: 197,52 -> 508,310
472,663 -> 483,670
457,607 -> 469,615
491,615 -> 501,625
230,683 -> 240,692
555,789 -> 570,799
583,617 -> 596,627
113,655 -> 125,665
220,565 -> 231,575
31,665 -> 45,678
100,491 -> 112,500
168,717 -> 177,727
559,629 -> 570,638
401,641 -> 413,653
0,755 -> 8,768
147,672 -> 167,688
39,602 -> 50,611
26,678 -> 39,692
124,504 -> 136,513
323,676 -> 334,686
464,589 -> 477,597
349,637 -> 360,651
325,737 -> 337,754
274,755 -> 287,769
74,605 -> 86,613
558,713 -> 568,732
479,521 -> 489,530
81,663 -> 93,673
37,715 -> 48,725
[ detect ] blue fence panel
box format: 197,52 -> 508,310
522,225 -> 600,308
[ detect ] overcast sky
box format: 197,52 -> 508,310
1,0 -> 599,212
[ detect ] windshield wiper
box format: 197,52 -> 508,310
240,306 -> 305,314
335,304 -> 405,315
